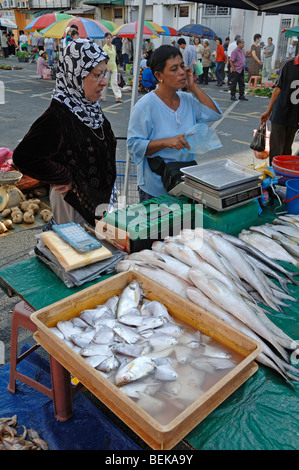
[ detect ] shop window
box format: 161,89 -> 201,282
179,6 -> 189,17
114,8 -> 123,19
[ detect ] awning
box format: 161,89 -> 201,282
181,0 -> 299,15
64,8 -> 96,15
82,0 -> 124,5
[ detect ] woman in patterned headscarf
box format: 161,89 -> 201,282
13,39 -> 117,226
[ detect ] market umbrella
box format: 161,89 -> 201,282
112,21 -> 159,39
24,13 -> 74,31
160,26 -> 178,36
145,21 -> 165,34
177,23 -> 217,40
39,17 -> 110,39
96,19 -> 118,33
282,25 -> 299,37
0,17 -> 18,29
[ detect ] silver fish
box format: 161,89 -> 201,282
115,356 -> 156,386
56,321 -> 83,341
188,270 -> 288,361
148,333 -> 178,351
118,311 -> 144,327
239,231 -> 299,268
129,249 -> 191,282
158,323 -> 185,338
137,316 -> 166,332
103,295 -> 119,314
174,345 -> 193,364
71,329 -> 96,348
154,362 -> 178,381
219,231 -> 299,283
120,382 -> 148,398
113,342 -> 145,357
267,223 -> 299,240
96,355 -> 119,373
84,355 -> 110,368
140,300 -> 171,320
80,343 -> 111,357
272,234 -> 299,259
207,232 -> 283,310
113,323 -> 141,344
49,327 -> 64,340
116,280 -> 142,318
93,325 -> 115,344
202,343 -> 232,359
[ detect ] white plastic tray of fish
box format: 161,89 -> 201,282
50,280 -> 242,426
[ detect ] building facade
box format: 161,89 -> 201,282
0,0 -> 297,66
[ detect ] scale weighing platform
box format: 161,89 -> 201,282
169,159 -> 262,212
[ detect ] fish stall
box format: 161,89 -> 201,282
1,159 -> 299,450
31,270 -> 262,450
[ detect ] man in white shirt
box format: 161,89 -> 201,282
19,30 -> 28,51
287,38 -> 298,59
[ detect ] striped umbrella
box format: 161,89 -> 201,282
160,26 -> 178,36
96,19 -> 118,33
112,21 -> 159,39
39,17 -> 110,39
25,13 -> 74,31
145,21 -> 165,34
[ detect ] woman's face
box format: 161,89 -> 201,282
155,55 -> 186,90
194,37 -> 199,45
216,39 -> 220,46
105,34 -> 112,44
83,61 -> 108,102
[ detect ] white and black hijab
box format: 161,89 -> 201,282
52,39 -> 109,129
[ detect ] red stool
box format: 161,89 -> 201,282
8,301 -> 75,422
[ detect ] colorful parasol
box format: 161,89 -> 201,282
160,26 -> 179,36
177,23 -> 217,40
145,21 -> 165,34
282,25 -> 299,37
25,13 -> 74,31
39,17 -> 111,39
112,21 -> 159,39
96,19 -> 118,33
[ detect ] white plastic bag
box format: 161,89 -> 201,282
184,123 -> 222,155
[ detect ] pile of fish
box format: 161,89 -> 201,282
0,415 -> 49,450
50,281 -> 238,422
115,221 -> 299,385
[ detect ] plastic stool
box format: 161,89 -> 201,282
248,75 -> 262,89
8,300 -> 75,422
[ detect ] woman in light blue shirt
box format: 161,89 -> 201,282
127,45 -> 222,201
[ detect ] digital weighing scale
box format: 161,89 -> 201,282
169,159 -> 262,211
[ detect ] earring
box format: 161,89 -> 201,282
159,79 -> 163,83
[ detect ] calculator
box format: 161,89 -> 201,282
52,223 -> 102,253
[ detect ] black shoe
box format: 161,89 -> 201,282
239,96 -> 248,101
230,96 -> 237,101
